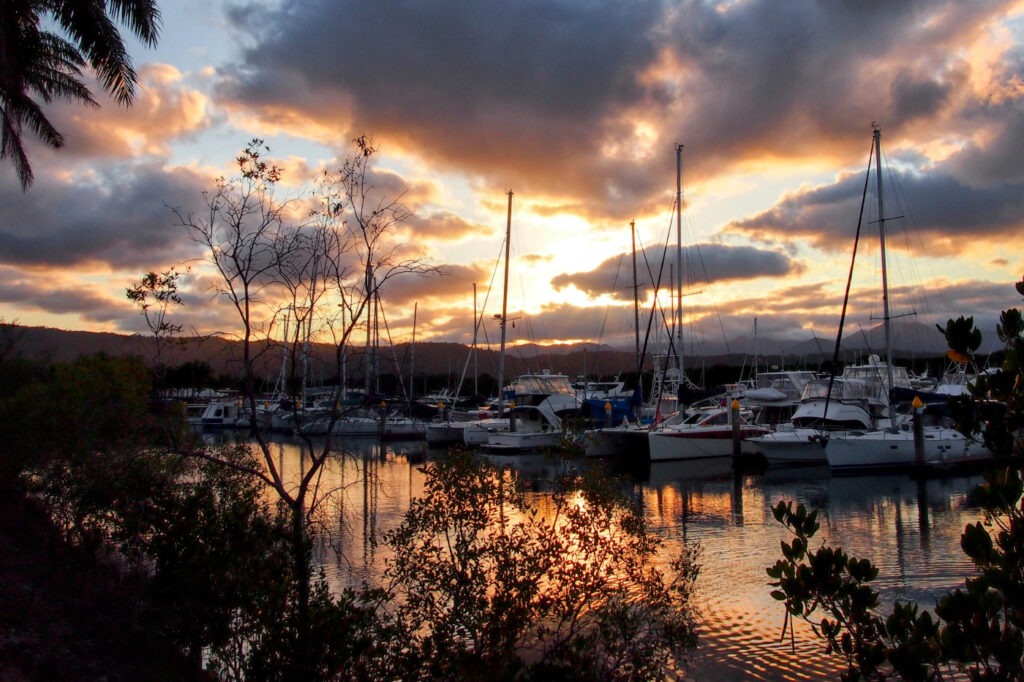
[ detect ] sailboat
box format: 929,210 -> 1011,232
643,144 -> 769,462
824,126 -> 993,472
424,284 -> 489,445
583,220 -> 652,459
748,372 -> 873,465
461,193 -> 581,453
462,192 -> 518,447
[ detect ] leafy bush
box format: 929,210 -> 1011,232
769,277 -> 1024,680
382,451 -> 699,681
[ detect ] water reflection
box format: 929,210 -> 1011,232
611,457 -> 982,681
256,437 -> 984,681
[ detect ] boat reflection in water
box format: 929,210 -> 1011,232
260,435 -> 985,681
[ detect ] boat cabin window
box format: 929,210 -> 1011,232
684,410 -> 728,425
513,374 -> 574,396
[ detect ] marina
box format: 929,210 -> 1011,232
6,2 -> 1023,677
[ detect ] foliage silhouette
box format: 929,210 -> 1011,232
769,277 -> 1024,680
0,0 -> 161,188
382,450 -> 699,681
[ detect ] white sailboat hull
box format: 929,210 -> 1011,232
747,428 -> 829,465
648,425 -> 767,462
425,421 -> 467,445
826,426 -> 993,471
480,430 -> 563,454
583,424 -> 650,458
462,418 -> 512,444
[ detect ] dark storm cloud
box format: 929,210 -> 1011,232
215,0 -> 1022,228
551,244 -> 800,300
215,0 -> 666,212
225,0 -> 660,114
946,109 -> 1024,184
665,2 -> 961,145
727,150 -> 1024,252
0,162 -> 209,270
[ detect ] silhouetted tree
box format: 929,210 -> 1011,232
174,136 -> 438,679
127,267 -> 184,388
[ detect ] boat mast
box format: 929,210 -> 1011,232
675,143 -> 684,378
409,302 -> 417,414
496,191 -> 513,417
339,303 -> 347,400
631,219 -> 641,377
472,282 -> 479,396
873,125 -> 897,431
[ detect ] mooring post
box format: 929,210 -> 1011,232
731,398 -> 742,458
913,396 -> 925,466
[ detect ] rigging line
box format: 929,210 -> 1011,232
474,238 -> 507,379
628,229 -> 666,384
374,296 -> 411,404
822,134 -> 875,426
636,200 -> 684,370
524,316 -> 546,374
685,240 -> 733,358
641,195 -> 683,350
625,197 -> 684,390
475,240 -> 504,332
877,143 -> 935,333
447,283 -> 491,403
595,252 -> 627,349
634,202 -> 684,393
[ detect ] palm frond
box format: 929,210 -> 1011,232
109,0 -> 162,46
50,0 -> 160,104
0,0 -> 162,189
1,103 -> 39,190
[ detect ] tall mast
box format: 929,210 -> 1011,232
496,191 -> 513,417
873,125 -> 896,431
409,302 -> 417,412
472,282 -> 479,396
675,143 -> 684,376
754,317 -> 759,377
631,219 -> 641,377
339,303 -> 347,400
364,264 -> 373,395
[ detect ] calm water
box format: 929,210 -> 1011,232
260,435 -> 985,680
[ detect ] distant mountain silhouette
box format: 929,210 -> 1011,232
1,320 -> 956,389
712,320 -> 951,361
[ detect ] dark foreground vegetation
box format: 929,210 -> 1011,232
0,136 -> 704,681
0,349 -> 698,681
0,490 -> 200,680
769,279 -> 1024,680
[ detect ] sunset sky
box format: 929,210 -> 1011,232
3,0 -> 1023,358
